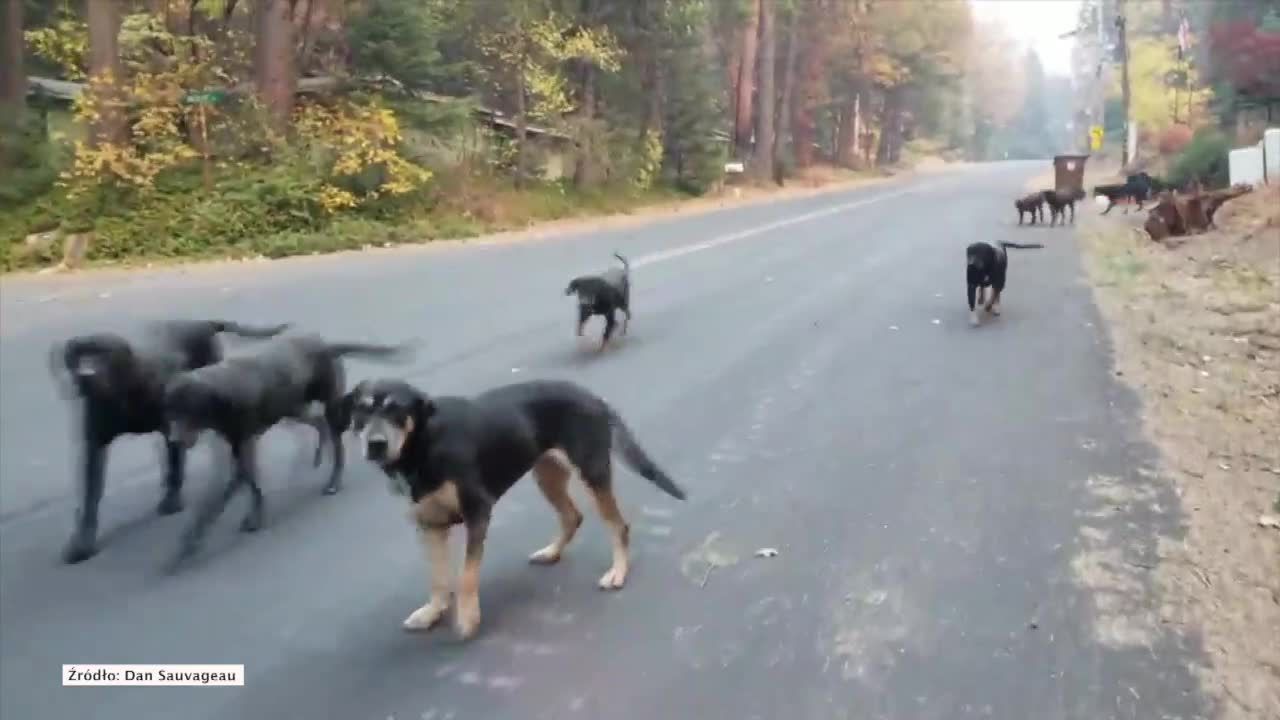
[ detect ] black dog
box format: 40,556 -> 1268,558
49,319 -> 289,564
162,335 -> 415,567
966,241 -> 1044,326
1040,189 -> 1082,226
1014,193 -> 1044,225
565,252 -> 631,349
1093,172 -> 1171,215
343,377 -> 685,639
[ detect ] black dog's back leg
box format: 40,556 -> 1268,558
237,441 -> 266,532
581,458 -> 630,590
322,401 -> 345,495
988,267 -> 1007,315
600,311 -> 617,350
157,440 -> 186,515
63,435 -> 109,564
172,442 -> 246,568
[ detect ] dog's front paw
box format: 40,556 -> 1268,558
968,311 -> 981,327
239,509 -> 263,533
61,535 -> 98,564
403,602 -> 449,632
156,493 -> 184,516
322,480 -> 341,496
597,565 -> 627,591
989,303 -> 1002,316
528,544 -> 562,565
454,601 -> 481,640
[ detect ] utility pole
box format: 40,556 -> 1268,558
1116,0 -> 1131,167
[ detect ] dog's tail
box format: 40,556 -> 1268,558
613,252 -> 630,273
323,339 -> 420,364
999,241 -> 1045,250
208,320 -> 292,338
608,409 -> 686,500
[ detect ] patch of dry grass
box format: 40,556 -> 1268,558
1079,186 -> 1280,719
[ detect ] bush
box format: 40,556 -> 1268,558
1169,127 -> 1231,189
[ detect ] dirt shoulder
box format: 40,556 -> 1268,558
1078,185 -> 1280,719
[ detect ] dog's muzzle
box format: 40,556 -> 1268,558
364,435 -> 389,462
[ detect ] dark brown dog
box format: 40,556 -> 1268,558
1014,193 -> 1044,225
1040,189 -> 1079,226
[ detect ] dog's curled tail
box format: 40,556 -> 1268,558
608,409 -> 686,500
209,320 -> 292,338
999,241 -> 1045,250
324,339 -> 420,364
613,252 -> 630,272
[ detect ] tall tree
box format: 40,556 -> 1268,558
87,0 -> 126,147
255,0 -> 296,130
752,0 -> 775,181
791,0 -> 832,168
0,0 -> 24,126
774,0 -> 798,177
732,0 -> 760,160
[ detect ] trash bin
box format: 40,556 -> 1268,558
1053,154 -> 1089,198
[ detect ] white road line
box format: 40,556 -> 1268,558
630,183 -> 935,269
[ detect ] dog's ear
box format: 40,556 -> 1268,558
410,392 -> 435,432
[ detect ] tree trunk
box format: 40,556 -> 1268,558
514,69 -> 528,189
637,0 -> 664,144
751,0 -> 775,182
573,63 -> 598,189
791,0 -> 829,169
773,4 -> 798,180
87,0 -> 127,147
876,86 -> 903,166
733,0 -> 760,160
255,0 -> 296,131
835,98 -> 858,167
0,0 -> 24,123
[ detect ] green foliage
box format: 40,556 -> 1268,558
659,0 -> 725,195
1169,127 -> 1231,189
349,0 -> 449,90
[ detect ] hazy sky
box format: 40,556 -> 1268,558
971,0 -> 1083,77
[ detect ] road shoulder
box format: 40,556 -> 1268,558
1077,185 -> 1280,720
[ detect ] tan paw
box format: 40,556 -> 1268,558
597,566 -> 627,590
528,544 -> 562,565
969,311 -> 981,327
403,602 -> 448,632
454,603 -> 481,640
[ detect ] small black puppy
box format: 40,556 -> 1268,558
343,377 -> 685,639
49,319 -> 289,564
565,252 -> 631,349
163,334 -> 415,567
966,241 -> 1044,326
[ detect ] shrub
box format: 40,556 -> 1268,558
1169,127 -> 1231,189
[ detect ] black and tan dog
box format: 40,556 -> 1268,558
162,334 -> 415,567
565,252 -> 631,349
48,319 -> 289,564
343,377 -> 685,639
966,241 -> 1044,326
1014,193 -> 1044,225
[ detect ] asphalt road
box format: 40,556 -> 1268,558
0,162 -> 1208,720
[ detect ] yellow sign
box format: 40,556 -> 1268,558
1089,125 -> 1104,151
